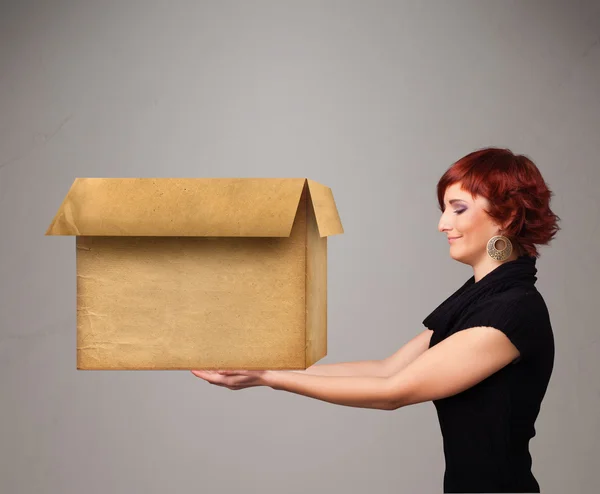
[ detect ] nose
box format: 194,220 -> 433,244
438,214 -> 452,233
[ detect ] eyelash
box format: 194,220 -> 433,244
440,208 -> 466,215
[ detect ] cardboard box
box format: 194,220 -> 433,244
45,178 -> 344,370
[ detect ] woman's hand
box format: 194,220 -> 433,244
190,369 -> 270,390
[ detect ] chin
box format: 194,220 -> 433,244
450,254 -> 469,265
449,249 -> 473,266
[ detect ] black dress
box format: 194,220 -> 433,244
422,255 -> 555,493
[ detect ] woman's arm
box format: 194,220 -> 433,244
381,329 -> 433,375
267,372 -> 391,410
289,329 -> 433,378
192,330 -> 433,408
290,359 -> 387,377
265,326 -> 519,410
269,332 -> 434,410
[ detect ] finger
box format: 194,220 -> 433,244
191,370 -> 218,376
220,370 -> 251,376
191,370 -> 220,383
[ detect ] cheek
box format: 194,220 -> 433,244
456,214 -> 491,243
455,214 -> 473,234
454,213 -> 484,241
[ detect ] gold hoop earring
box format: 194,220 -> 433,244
487,235 -> 513,261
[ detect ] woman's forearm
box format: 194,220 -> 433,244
265,371 -> 393,410
290,359 -> 388,377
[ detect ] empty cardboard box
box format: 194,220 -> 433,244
45,178 -> 344,370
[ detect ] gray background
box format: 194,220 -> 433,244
1,1 -> 598,492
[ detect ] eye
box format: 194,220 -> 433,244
454,209 -> 466,215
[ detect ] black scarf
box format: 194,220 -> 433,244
422,255 -> 538,341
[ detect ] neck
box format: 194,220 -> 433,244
472,249 -> 521,283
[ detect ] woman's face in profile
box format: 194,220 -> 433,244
438,182 -> 501,264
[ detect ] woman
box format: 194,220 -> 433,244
191,147 -> 560,493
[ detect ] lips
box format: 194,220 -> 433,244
448,237 -> 461,243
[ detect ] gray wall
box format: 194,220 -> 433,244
1,1 -> 599,492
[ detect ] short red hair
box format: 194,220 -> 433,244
437,147 -> 561,258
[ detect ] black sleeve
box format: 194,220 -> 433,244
456,292 -> 541,363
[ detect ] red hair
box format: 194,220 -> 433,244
437,147 -> 561,258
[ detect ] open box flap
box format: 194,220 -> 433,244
306,179 -> 344,237
45,178 -> 343,237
